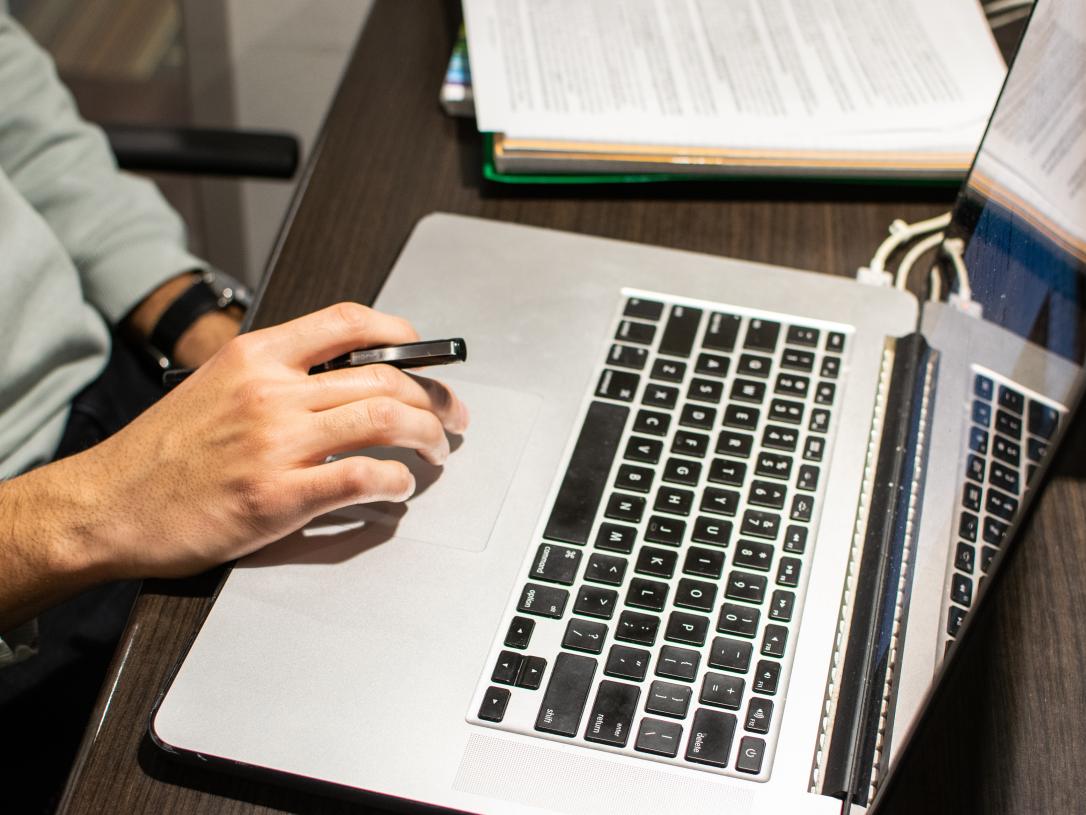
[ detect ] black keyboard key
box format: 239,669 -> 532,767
708,457 -> 746,486
998,385 -> 1024,415
986,488 -> 1018,522
796,464 -> 819,492
643,384 -> 680,410
723,404 -> 760,431
584,680 -> 640,747
983,516 -> 1009,546
776,557 -> 802,588
786,325 -> 820,346
962,483 -> 982,512
965,454 -> 986,483
749,480 -> 786,510
595,522 -> 636,554
675,578 -> 717,612
959,512 -> 978,542
689,378 -> 725,404
626,578 -> 669,612
663,456 -> 702,486
717,603 -> 760,638
665,611 -> 710,646
803,435 -> 826,461
753,660 -> 781,695
695,352 -> 730,377
633,409 -> 670,437
703,312 -> 742,352
969,426 -> 989,455
530,543 -> 582,585
700,487 -> 740,517
700,672 -> 745,709
518,583 -> 569,619
946,605 -> 966,637
686,708 -> 738,767
809,409 -> 831,434
783,524 -> 807,554
717,430 -> 754,457
769,398 -> 804,425
736,736 -> 767,774
1027,437 -> 1048,463
646,680 -> 693,719
973,399 -> 992,427
680,403 -> 716,430
492,650 -> 524,685
574,585 -> 619,619
955,542 -> 975,574
763,425 -> 799,452
604,645 -> 651,680
744,319 -> 781,352
625,436 -> 663,464
608,344 -> 648,371
615,611 -> 661,646
725,571 -> 768,604
1028,400 -> 1059,439
760,624 -> 788,657
624,298 -> 663,321
659,305 -> 703,358
826,331 -> 846,353
645,515 -> 686,547
562,618 -> 608,654
543,401 -> 628,545
992,435 -> 1021,466
974,374 -> 994,400
769,590 -> 795,622
654,487 -> 695,517
683,547 -> 726,579
981,545 -> 998,573
505,616 -> 535,649
775,373 -> 809,397
693,516 -> 733,548
650,358 -> 686,383
517,656 -> 547,689
731,378 -> 767,404
585,553 -> 628,586
479,686 -> 512,722
656,645 -> 701,682
820,356 -> 841,379
605,493 -> 645,524
814,382 -> 836,405
615,319 -> 656,345
755,451 -> 793,480
672,430 -> 710,458
744,697 -> 774,734
790,494 -> 814,523
636,546 -> 678,578
741,509 -> 781,540
734,540 -> 775,571
535,652 -> 597,737
615,463 -> 653,493
737,354 -> 772,378
709,636 -> 753,673
951,574 -> 973,606
781,348 -> 815,372
996,409 -> 1023,439
595,369 -> 640,403
635,717 -> 684,757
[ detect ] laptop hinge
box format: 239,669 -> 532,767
813,332 -> 939,809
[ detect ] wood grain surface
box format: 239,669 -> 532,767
58,3 -> 1086,813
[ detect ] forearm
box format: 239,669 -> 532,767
0,455 -> 118,632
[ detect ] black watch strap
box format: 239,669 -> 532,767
149,281 -> 221,362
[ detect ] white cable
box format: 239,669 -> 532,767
989,7 -> 1032,28
928,261 -> 943,302
983,0 -> 1033,17
862,212 -> 952,281
894,231 -> 944,291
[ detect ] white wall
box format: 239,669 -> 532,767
183,0 -> 374,287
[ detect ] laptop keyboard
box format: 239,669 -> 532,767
470,292 -> 851,781
941,366 -> 1064,646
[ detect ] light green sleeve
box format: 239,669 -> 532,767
0,14 -> 207,324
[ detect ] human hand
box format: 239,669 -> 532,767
39,302 -> 470,583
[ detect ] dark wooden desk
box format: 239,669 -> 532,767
59,3 -> 1086,813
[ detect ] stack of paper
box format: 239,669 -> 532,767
461,0 -> 1007,181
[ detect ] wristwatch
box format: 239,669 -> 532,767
147,268 -> 252,370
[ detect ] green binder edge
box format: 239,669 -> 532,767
480,133 -> 958,187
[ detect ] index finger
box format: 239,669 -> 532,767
258,302 -> 420,369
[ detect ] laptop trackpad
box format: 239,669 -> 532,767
309,379 -> 541,553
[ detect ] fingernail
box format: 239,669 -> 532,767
397,474 -> 417,501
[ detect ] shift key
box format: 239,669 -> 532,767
535,653 -> 598,737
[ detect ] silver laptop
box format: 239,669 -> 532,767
151,2 -> 1086,812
